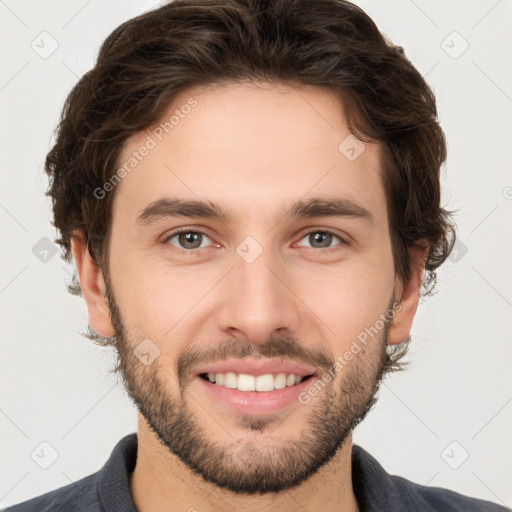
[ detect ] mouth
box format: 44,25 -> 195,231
196,370 -> 318,415
192,358 -> 319,414
198,372 -> 315,392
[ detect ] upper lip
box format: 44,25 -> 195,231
193,358 -> 316,378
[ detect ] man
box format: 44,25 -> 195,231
4,0 -> 509,511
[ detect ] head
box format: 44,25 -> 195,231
48,0 -> 454,495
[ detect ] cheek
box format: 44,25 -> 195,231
297,273 -> 391,342
292,247 -> 395,345
110,256 -> 215,342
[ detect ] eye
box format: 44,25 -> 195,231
163,228 -> 347,254
164,229 -> 213,251
296,229 -> 344,250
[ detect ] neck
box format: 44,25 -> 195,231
129,415 -> 360,512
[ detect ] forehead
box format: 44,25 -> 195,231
112,81 -> 385,225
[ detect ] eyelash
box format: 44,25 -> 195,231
163,227 -> 347,255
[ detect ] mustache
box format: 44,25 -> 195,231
176,335 -> 335,384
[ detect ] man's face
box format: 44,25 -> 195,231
101,81 -> 399,493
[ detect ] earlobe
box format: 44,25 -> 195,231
70,230 -> 115,338
387,247 -> 427,346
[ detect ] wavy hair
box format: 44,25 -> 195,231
45,0 -> 455,374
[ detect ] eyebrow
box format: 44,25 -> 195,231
135,196 -> 375,226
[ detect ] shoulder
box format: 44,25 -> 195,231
391,473 -> 511,512
2,434 -> 138,512
351,444 -> 510,511
2,472 -> 100,512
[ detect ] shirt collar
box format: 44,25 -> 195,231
96,433 -> 409,512
351,444 -> 409,512
96,433 -> 138,512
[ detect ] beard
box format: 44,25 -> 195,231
103,275 -> 392,495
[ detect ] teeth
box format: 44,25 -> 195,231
238,373 -> 256,391
205,372 -> 305,392
274,373 -> 287,390
256,373 -> 275,391
224,372 -> 237,389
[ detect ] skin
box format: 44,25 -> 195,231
71,81 -> 425,512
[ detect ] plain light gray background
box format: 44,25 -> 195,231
1,0 -> 511,509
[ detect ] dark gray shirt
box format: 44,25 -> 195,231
3,433 -> 509,511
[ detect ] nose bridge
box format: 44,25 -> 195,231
216,242 -> 301,344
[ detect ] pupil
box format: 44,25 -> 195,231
180,232 -> 200,248
312,232 -> 331,248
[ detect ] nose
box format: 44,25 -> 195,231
216,249 -> 301,345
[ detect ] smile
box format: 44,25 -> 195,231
199,372 -> 314,392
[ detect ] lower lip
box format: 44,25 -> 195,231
196,375 -> 317,415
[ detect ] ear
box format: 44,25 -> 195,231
387,244 -> 428,345
71,230 -> 115,338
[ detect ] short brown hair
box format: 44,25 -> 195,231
45,0 -> 455,372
